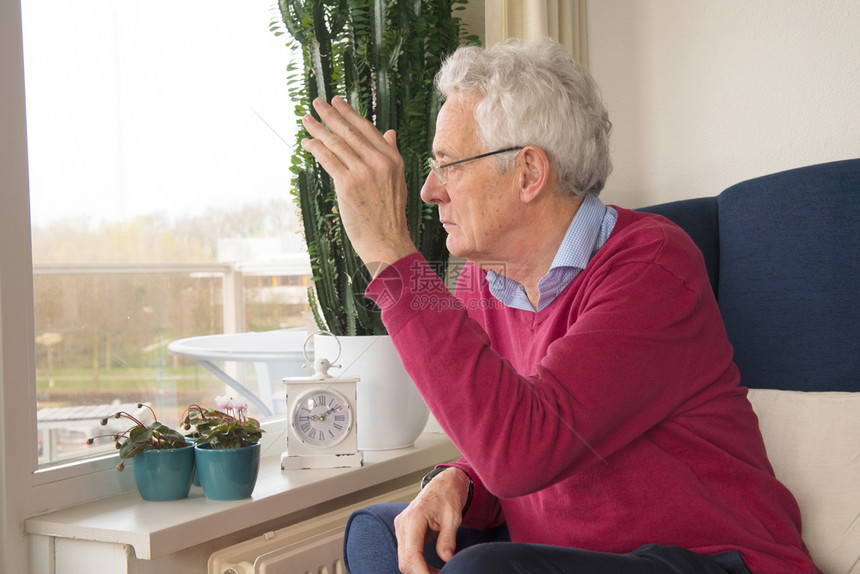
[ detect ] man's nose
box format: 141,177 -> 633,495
420,171 -> 448,205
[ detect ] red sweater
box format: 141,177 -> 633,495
367,207 -> 819,574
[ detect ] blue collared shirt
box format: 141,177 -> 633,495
487,193 -> 618,312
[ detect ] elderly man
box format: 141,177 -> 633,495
301,38 -> 819,574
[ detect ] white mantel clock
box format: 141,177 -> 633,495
281,332 -> 363,470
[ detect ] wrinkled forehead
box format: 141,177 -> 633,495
433,96 -> 482,158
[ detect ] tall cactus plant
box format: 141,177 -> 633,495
275,0 -> 476,336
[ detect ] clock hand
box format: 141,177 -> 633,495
309,405 -> 342,424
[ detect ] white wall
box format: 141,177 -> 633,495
587,0 -> 860,208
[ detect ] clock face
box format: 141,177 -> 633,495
291,388 -> 353,448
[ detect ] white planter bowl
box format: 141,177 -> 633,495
314,334 -> 429,451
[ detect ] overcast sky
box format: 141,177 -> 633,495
21,0 -> 300,228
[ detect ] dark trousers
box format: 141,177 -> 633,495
343,503 -> 751,574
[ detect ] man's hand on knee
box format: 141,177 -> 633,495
394,467 -> 472,573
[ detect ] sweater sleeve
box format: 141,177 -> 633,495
366,227 -> 736,500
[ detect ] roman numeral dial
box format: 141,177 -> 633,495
291,388 -> 353,448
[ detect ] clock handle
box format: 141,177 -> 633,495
302,329 -> 342,371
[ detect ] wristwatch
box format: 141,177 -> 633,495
420,466 -> 474,516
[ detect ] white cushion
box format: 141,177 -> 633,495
747,389 -> 860,574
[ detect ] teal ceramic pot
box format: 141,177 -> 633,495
194,442 -> 261,500
131,445 -> 195,501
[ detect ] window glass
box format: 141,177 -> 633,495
22,0 -> 308,467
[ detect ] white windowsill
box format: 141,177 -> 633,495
25,433 -> 459,560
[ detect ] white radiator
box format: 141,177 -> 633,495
208,484 -> 418,574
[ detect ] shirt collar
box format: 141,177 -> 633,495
485,194 -> 615,311
548,193 -> 608,272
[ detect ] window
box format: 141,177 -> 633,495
21,0 -> 308,469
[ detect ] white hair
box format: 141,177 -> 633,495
435,37 -> 612,197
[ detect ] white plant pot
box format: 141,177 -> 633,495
313,334 -> 429,451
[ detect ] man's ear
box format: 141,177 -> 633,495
517,146 -> 551,203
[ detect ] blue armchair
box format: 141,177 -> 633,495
641,158 -> 860,573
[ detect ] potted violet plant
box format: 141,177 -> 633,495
88,403 -> 195,501
182,396 -> 264,500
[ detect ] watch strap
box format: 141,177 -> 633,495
420,466 -> 474,517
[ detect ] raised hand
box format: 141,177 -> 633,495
300,97 -> 418,277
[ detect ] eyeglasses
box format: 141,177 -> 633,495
428,146 -> 523,184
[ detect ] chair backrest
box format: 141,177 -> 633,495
641,158 -> 860,393
716,159 -> 860,392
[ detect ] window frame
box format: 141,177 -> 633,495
1,1 -> 39,569
0,3 -> 295,569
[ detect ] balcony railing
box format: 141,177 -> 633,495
33,255 -> 311,333
32,255 -> 311,466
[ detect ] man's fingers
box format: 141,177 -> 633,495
397,521 -> 425,573
328,96 -> 396,155
300,112 -> 363,176
395,510 -> 433,574
299,133 -> 347,180
383,129 -> 398,152
303,100 -> 403,184
313,97 -> 399,162
435,519 -> 458,563
298,96 -> 416,268
301,114 -> 380,195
